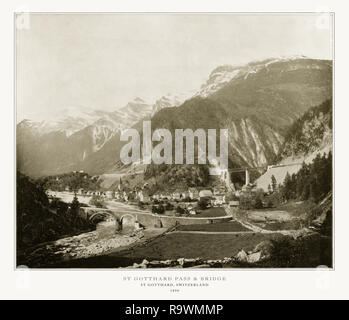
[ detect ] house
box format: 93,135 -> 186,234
136,190 -> 142,201
65,186 -> 70,192
188,188 -> 199,200
77,188 -> 84,195
138,190 -> 150,203
199,189 -> 213,200
105,190 -> 115,199
172,192 -> 181,201
143,192 -> 151,203
180,191 -> 189,199
187,204 -> 196,215
229,200 -> 240,207
212,194 -> 226,206
152,194 -> 160,201
160,194 -> 171,200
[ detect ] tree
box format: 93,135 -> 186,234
175,206 -> 185,214
198,197 -> 210,210
283,172 -> 293,201
268,184 -> 272,194
157,204 -> 165,214
138,201 -> 145,210
70,194 -> 80,216
277,152 -> 332,203
267,199 -> 274,208
165,202 -> 174,211
254,197 -> 264,209
320,210 -> 332,237
271,175 -> 277,192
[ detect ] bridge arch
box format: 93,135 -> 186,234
120,213 -> 137,231
88,211 -> 115,224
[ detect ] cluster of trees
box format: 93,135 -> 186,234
37,172 -> 100,192
175,206 -> 187,215
239,188 -> 269,210
144,164 -> 210,190
151,202 -> 175,214
280,152 -> 332,203
17,172 -> 94,249
152,204 -> 165,214
197,197 -> 210,210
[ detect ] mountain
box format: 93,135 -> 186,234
114,97 -> 153,129
255,99 -> 332,191
151,58 -> 332,163
151,93 -> 186,115
20,106 -> 117,137
129,57 -> 332,191
17,97 -> 153,177
195,55 -> 315,98
17,57 -> 332,179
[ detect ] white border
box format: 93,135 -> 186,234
2,0 -> 349,300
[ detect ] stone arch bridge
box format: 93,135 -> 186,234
80,207 -> 142,232
79,206 -> 232,232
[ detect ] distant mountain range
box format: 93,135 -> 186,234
17,56 -> 332,178
17,94 -> 186,177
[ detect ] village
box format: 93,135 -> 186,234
46,167 -> 269,220
43,159 -> 301,227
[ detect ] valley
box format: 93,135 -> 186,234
16,56 -> 333,268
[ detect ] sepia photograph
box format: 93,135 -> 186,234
15,13 -> 333,269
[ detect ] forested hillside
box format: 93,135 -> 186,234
281,152 -> 332,203
277,99 -> 332,161
37,171 -> 101,192
17,172 -> 93,250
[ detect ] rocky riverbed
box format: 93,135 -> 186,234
17,230 -> 145,267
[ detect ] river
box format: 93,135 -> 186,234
18,192 -> 166,268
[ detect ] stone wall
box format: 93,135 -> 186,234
137,213 -> 232,228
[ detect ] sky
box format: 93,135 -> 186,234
16,13 -> 333,121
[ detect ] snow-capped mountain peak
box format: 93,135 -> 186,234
195,56 -> 310,98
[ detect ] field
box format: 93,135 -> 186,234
247,210 -> 293,222
249,200 -> 315,219
176,221 -> 250,232
194,207 -> 227,218
240,200 -> 316,231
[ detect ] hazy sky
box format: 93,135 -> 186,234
16,13 -> 333,121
